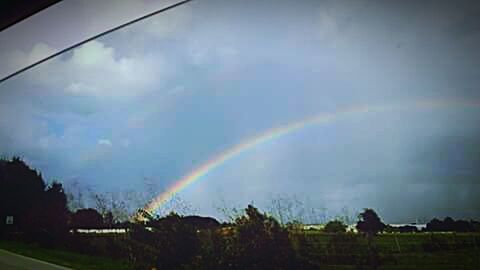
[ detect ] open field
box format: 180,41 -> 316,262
1,232 -> 479,269
294,232 -> 480,269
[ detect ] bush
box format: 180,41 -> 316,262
129,213 -> 201,269
356,209 -> 386,236
232,204 -> 296,270
324,220 -> 347,233
191,205 -> 298,270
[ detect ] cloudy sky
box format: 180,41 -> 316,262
0,0 -> 480,223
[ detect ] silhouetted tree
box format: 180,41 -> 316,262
0,158 -> 45,233
0,158 -> 69,242
356,209 -> 384,269
144,212 -> 200,269
356,208 -> 386,236
454,219 -> 474,232
233,204 -> 296,270
71,208 -> 104,229
104,211 -> 114,228
324,220 -> 347,233
426,218 -> 443,232
267,194 -> 306,225
426,217 -> 476,232
443,217 -> 455,231
215,197 -> 244,222
42,182 -> 69,238
471,220 -> 480,232
64,179 -> 86,211
398,225 -> 418,233
181,215 -> 221,231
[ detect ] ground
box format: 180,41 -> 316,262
0,241 -> 131,270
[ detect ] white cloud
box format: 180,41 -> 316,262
78,138 -> 114,165
0,43 -> 56,78
98,139 -> 113,147
65,82 -> 98,94
13,40 -> 166,97
71,41 -> 115,67
187,40 -> 242,84
0,0 -> 191,80
313,2 -> 360,49
139,4 -> 192,39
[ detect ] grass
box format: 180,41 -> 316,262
294,232 -> 480,269
0,240 -> 132,270
2,233 -> 479,269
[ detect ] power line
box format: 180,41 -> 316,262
0,0 -> 193,84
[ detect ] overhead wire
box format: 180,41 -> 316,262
0,0 -> 193,84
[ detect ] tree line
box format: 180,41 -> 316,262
2,157 -> 480,236
1,157 -> 480,269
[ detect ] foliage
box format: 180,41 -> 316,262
426,217 -> 477,232
324,220 -> 347,233
0,157 -> 45,231
71,208 -> 104,229
190,204 -> 298,270
267,194 -> 306,225
26,182 -> 70,245
356,208 -> 386,236
231,204 -> 297,270
2,157 -> 480,269
215,198 -> 245,222
385,224 -> 419,233
0,158 -> 69,245
355,209 -> 386,269
130,212 -> 203,270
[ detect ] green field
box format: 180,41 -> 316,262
294,232 -> 480,269
2,233 -> 480,269
0,240 -> 132,270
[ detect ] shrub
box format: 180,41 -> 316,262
356,209 -> 386,236
324,220 -> 347,233
130,212 -> 201,269
232,204 -> 296,270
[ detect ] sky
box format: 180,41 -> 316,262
0,0 -> 480,223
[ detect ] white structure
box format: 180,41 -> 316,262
71,228 -> 128,234
303,224 -> 324,230
389,223 -> 427,231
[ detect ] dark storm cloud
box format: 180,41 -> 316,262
1,0 -> 480,222
448,12 -> 480,39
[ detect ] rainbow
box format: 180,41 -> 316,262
142,98 -> 480,216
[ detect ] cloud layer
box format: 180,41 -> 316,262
1,0 -> 480,222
